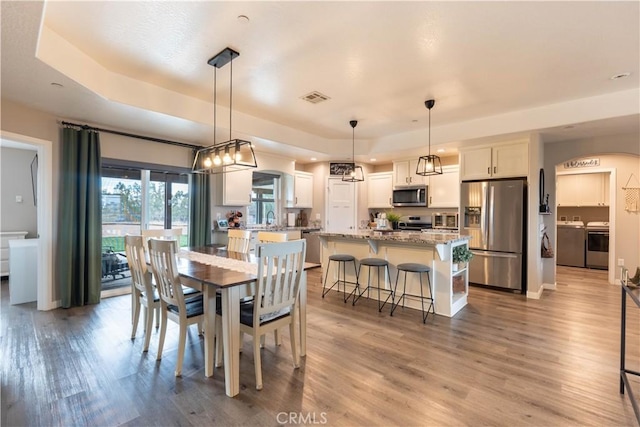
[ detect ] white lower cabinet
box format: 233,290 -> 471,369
1,231 -> 28,277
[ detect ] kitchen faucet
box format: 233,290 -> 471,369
266,210 -> 276,227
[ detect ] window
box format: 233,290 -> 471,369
249,172 -> 279,225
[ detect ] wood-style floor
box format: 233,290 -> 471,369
2,267 -> 639,426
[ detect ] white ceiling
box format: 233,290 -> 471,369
1,1 -> 638,164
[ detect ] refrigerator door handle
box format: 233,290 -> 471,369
487,184 -> 495,247
480,184 -> 488,247
471,250 -> 519,259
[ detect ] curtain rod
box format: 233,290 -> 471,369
60,121 -> 202,150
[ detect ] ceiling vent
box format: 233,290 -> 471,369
301,91 -> 330,104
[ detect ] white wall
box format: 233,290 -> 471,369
0,147 -> 38,237
544,134 -> 640,284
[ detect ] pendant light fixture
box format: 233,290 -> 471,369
342,120 -> 364,182
416,99 -> 443,176
192,47 -> 258,174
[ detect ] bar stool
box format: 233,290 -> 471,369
322,254 -> 359,303
390,263 -> 434,323
353,258 -> 393,312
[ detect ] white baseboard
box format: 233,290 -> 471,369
526,282 -> 555,299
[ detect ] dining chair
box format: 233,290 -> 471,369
239,239 -> 306,390
227,229 -> 252,253
257,231 -> 288,346
147,238 -> 206,377
256,231 -> 288,243
124,235 -> 160,352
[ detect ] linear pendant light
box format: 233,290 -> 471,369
342,120 -> 364,182
416,99 -> 443,176
192,47 -> 258,174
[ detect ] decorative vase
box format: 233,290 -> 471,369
452,262 -> 466,272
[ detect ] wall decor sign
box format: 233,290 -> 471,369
563,158 -> 600,169
329,162 -> 355,176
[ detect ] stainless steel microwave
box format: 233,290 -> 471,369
392,186 -> 428,207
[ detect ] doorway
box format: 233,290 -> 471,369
325,177 -> 357,232
0,131 -> 53,310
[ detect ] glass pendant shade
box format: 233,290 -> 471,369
342,120 -> 365,182
192,47 -> 258,174
416,99 -> 443,176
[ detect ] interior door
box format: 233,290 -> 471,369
326,178 -> 356,232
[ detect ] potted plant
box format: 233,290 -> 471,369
452,244 -> 473,271
385,211 -> 402,230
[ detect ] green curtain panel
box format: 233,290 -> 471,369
189,173 -> 211,246
57,127 -> 103,307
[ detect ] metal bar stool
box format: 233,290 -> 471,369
390,263 -> 434,323
322,254 -> 359,303
353,258 -> 393,311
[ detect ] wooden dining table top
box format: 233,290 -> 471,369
176,245 -> 318,289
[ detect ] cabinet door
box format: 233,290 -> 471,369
393,161 -> 411,186
578,173 -> 609,206
393,160 -> 425,186
222,166 -> 252,206
492,143 -> 528,178
557,174 -> 576,206
294,172 -> 313,208
428,166 -> 460,208
368,172 -> 393,208
460,147 -> 492,180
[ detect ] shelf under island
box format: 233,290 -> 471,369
315,230 -> 472,317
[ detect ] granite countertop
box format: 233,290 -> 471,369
314,230 -> 471,245
214,226 -> 322,233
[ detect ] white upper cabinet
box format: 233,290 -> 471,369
460,142 -> 528,181
393,159 -> 425,187
294,171 -> 313,208
219,166 -> 253,206
557,173 -> 609,207
427,166 -> 460,208
367,172 -> 393,208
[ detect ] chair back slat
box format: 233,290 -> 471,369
257,231 -> 288,243
147,238 -> 186,308
124,235 -> 153,297
254,240 -> 306,323
227,229 -> 251,253
142,228 -> 183,253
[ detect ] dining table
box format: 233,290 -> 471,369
176,245 -> 310,397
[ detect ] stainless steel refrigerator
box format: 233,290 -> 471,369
460,179 -> 526,292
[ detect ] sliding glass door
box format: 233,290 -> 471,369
101,166 -> 190,292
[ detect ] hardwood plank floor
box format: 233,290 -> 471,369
1,267 -> 639,426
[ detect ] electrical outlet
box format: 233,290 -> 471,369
618,258 -> 625,266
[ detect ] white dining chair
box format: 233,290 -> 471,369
257,231 -> 288,346
147,238 -> 206,377
240,239 -> 306,390
227,229 -> 252,253
124,235 -> 160,352
256,231 -> 288,243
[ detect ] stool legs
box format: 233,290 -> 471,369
390,270 -> 434,323
322,259 -> 359,303
353,265 -> 394,312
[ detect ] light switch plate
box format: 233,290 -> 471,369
15,195 -> 23,203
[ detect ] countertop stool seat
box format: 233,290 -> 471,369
353,258 -> 393,312
390,262 -> 434,323
322,254 -> 359,303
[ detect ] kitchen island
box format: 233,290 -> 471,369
315,230 -> 471,317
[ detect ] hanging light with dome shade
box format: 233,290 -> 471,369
192,47 -> 258,174
416,99 -> 443,176
342,120 -> 365,182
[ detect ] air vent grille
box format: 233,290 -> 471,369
301,91 -> 330,104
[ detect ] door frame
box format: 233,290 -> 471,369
1,131 -> 54,310
556,167 -> 616,284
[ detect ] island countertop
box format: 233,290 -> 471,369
314,230 -> 470,246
